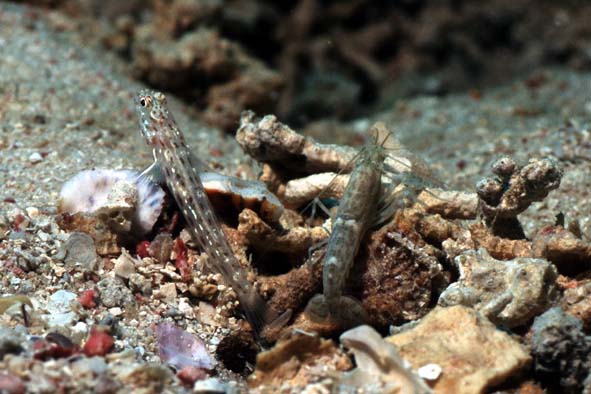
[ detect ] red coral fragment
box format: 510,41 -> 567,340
135,293 -> 146,303
78,289 -> 97,309
538,225 -> 557,236
5,260 -> 25,278
177,366 -> 208,386
12,214 -> 26,231
33,333 -> 78,360
174,238 -> 192,282
136,240 -> 151,258
83,328 -> 114,357
209,147 -> 223,157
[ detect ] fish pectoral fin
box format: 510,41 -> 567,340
140,161 -> 165,184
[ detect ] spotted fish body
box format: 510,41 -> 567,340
135,90 -> 274,336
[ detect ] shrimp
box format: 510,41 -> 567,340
134,90 -> 288,339
304,123 -> 388,328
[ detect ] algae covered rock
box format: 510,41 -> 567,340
531,307 -> 591,394
438,248 -> 558,327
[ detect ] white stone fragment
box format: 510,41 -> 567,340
28,152 -> 43,163
113,252 -> 137,279
72,321 -> 88,335
109,307 -> 123,316
417,363 -> 442,381
156,283 -> 177,303
43,290 -> 77,328
178,297 -> 195,319
25,206 -> 40,218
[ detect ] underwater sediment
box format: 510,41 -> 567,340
2,2 -> 591,394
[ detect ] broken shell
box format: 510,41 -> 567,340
339,325 -> 432,394
59,169 -> 165,234
201,172 -> 284,223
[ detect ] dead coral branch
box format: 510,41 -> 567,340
237,111 -> 357,174
477,156 -> 562,238
238,208 -> 328,254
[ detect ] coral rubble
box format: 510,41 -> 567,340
388,306 -> 531,394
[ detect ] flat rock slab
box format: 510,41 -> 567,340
387,305 -> 531,394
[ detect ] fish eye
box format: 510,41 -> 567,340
139,95 -> 152,107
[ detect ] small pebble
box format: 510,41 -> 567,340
0,328 -> 25,358
531,307 -> 591,393
97,277 -> 135,308
129,273 -> 152,295
193,378 -> 229,393
177,366 -> 208,386
417,363 -> 442,381
72,322 -> 89,338
45,290 -> 76,314
62,232 -> 98,273
155,323 -> 215,370
44,290 -> 77,328
108,307 -> 123,316
7,208 -> 29,231
0,215 -> 8,240
178,298 -> 195,319
28,152 -> 43,164
37,231 -> 50,242
83,328 -> 115,357
134,346 -> 145,357
113,253 -> 136,279
155,283 -> 177,303
25,207 -> 40,218
71,356 -> 108,379
0,372 -> 26,394
78,289 -> 97,309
